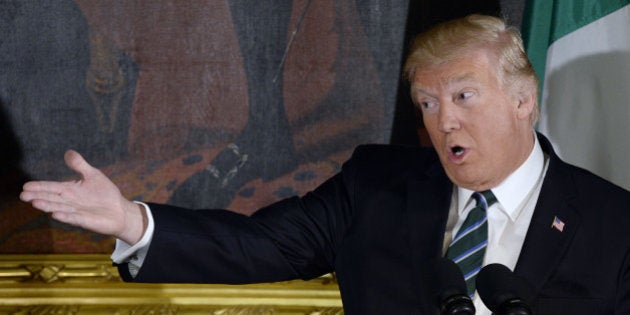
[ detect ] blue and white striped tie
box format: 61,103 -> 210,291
445,190 -> 497,297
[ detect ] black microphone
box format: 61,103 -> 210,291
428,257 -> 475,315
476,264 -> 534,315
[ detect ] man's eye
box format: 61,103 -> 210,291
420,101 -> 436,109
458,91 -> 474,100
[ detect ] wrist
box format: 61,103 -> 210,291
119,201 -> 148,245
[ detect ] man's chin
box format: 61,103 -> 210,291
444,168 -> 491,191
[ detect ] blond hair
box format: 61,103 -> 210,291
404,14 -> 540,125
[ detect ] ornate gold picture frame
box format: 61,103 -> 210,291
0,254 -> 342,314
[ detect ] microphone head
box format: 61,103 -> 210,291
476,264 -> 534,314
430,257 -> 467,301
428,257 -> 475,315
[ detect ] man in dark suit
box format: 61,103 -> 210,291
21,15 -> 630,314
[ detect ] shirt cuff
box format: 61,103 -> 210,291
110,201 -> 155,274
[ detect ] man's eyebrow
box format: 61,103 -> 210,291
411,72 -> 478,95
411,85 -> 432,95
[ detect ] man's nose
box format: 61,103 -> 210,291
437,103 -> 460,133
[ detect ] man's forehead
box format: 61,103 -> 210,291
411,52 -> 496,91
411,70 -> 483,93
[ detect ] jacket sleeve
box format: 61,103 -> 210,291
117,147 -> 364,284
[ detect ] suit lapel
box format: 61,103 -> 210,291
514,134 -> 581,296
406,162 -> 452,304
407,176 -> 452,264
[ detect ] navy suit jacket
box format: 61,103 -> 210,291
118,134 -> 630,314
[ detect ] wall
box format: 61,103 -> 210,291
0,0 -> 522,253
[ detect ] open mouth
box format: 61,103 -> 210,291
451,146 -> 465,157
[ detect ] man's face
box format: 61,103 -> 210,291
410,49 -> 535,191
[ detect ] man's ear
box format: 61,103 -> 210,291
516,88 -> 536,121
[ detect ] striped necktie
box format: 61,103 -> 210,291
445,190 -> 497,297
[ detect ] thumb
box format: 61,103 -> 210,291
64,150 -> 97,179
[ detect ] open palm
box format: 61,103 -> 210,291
20,150 -> 146,244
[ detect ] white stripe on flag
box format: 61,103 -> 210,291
538,4 -> 630,191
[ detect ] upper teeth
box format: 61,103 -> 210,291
453,147 -> 464,156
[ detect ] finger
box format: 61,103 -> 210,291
20,189 -> 66,203
64,150 -> 98,179
30,199 -> 77,214
20,190 -> 38,202
51,211 -> 71,223
22,180 -> 73,194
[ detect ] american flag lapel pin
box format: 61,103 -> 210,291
551,215 -> 565,232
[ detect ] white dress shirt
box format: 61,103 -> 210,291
113,136 -> 548,313
443,135 -> 548,315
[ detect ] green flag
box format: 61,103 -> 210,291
522,1 -> 630,190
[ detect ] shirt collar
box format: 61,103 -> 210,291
457,134 -> 545,221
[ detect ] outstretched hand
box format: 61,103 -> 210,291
20,150 -> 147,245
